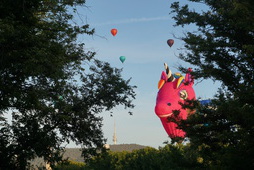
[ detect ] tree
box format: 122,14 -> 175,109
170,0 -> 254,168
85,144 -> 200,170
0,0 -> 136,169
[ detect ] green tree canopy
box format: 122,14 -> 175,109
171,0 -> 254,93
170,0 -> 254,169
0,0 -> 136,169
85,144 -> 200,170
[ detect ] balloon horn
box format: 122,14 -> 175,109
164,63 -> 175,82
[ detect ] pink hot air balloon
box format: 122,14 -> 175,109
167,39 -> 174,47
155,63 -> 196,138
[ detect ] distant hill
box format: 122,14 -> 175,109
30,144 -> 150,168
108,144 -> 148,152
63,144 -> 149,161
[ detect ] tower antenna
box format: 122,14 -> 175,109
113,120 -> 117,145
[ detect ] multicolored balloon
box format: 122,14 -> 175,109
167,39 -> 174,47
155,63 -> 196,138
111,28 -> 118,36
119,56 -> 126,63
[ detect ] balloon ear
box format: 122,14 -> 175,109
160,71 -> 167,81
184,68 -> 194,86
176,76 -> 184,88
158,71 -> 167,89
158,79 -> 165,89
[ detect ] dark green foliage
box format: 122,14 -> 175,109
0,0 -> 136,169
170,0 -> 254,92
54,160 -> 86,170
170,0 -> 254,169
180,92 -> 254,169
85,144 -> 201,170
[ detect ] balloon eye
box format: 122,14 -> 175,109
179,90 -> 188,100
167,103 -> 171,106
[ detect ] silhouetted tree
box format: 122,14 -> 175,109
0,0 -> 136,169
170,0 -> 254,169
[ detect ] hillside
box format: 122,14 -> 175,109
63,144 -> 149,161
30,144 -> 150,168
108,144 -> 148,152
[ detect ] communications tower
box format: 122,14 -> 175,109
112,120 -> 117,145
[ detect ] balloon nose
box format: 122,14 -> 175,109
167,102 -> 171,106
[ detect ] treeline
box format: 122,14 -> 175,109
54,144 -> 203,170
54,139 -> 253,169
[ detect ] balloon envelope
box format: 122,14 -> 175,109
200,99 -> 211,105
58,95 -> 63,100
167,39 -> 174,47
111,28 -> 117,36
119,56 -> 126,63
155,65 -> 196,138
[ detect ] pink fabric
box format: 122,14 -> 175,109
155,71 -> 196,138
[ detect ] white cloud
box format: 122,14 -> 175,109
92,16 -> 170,26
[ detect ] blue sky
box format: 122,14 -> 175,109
68,0 -> 221,148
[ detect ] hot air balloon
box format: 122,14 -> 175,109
167,39 -> 174,47
58,95 -> 63,100
111,28 -> 117,36
200,99 -> 211,106
155,63 -> 196,138
119,56 -> 126,63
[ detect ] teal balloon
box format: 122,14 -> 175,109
58,95 -> 63,100
119,56 -> 126,63
204,123 -> 209,127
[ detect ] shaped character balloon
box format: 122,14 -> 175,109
119,56 -> 126,63
111,28 -> 118,36
155,63 -> 196,138
167,39 -> 174,47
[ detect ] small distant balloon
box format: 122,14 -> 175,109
204,123 -> 209,127
111,28 -> 117,36
167,39 -> 174,47
58,95 -> 63,100
119,56 -> 126,63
